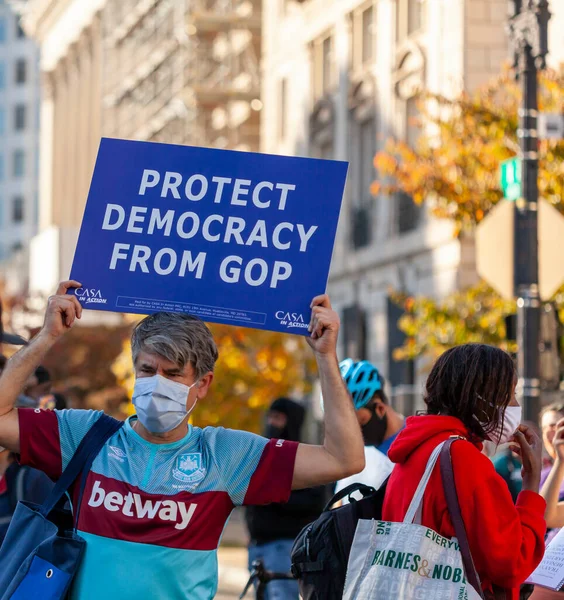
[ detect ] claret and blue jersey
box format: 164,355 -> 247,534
18,408 -> 298,600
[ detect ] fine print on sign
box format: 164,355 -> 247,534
69,138 -> 348,335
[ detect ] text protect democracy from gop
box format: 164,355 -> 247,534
102,168 -> 319,289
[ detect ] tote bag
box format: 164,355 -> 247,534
343,438 -> 484,600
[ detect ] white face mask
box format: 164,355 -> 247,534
132,374 -> 199,434
488,405 -> 523,446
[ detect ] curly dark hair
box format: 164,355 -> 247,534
424,344 -> 516,440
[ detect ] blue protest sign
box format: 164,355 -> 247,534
69,138 -> 348,335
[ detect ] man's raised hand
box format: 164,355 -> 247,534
307,294 -> 339,357
42,280 -> 83,340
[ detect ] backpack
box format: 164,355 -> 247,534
290,479 -> 388,600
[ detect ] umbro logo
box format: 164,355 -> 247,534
109,446 -> 126,462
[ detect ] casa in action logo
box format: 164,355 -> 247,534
275,311 -> 308,329
75,287 -> 108,305
172,453 -> 206,484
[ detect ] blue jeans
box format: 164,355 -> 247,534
248,539 -> 298,600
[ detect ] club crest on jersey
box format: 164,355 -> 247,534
172,453 -> 206,483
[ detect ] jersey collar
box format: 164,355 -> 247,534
125,416 -> 193,451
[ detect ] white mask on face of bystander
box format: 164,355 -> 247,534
482,405 -> 523,456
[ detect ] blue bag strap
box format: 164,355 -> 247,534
71,418 -> 123,531
39,414 -> 123,517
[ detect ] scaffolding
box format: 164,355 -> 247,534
102,0 -> 261,151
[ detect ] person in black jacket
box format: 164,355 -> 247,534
245,397 -> 326,600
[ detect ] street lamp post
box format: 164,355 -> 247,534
507,0 -> 551,422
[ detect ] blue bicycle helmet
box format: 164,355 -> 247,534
339,358 -> 383,410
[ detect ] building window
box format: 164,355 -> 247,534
387,295 -> 416,414
342,304 -> 367,360
397,97 -> 422,233
408,0 -> 426,35
362,6 -> 374,64
0,18 -> 6,43
397,0 -> 426,42
16,17 -> 25,39
14,104 -> 26,131
15,59 -> 26,84
322,37 -> 333,94
12,196 -> 23,223
359,119 -> 375,205
13,150 -> 25,177
406,96 -> 420,148
279,78 -> 287,140
352,4 -> 375,70
351,118 -> 375,249
313,33 -> 335,100
397,191 -> 420,233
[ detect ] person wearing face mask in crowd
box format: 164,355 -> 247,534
528,405 -> 564,600
334,360 -> 405,500
245,398 -> 327,600
0,281 -> 365,600
383,344 -> 546,600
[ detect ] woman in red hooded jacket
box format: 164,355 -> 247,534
383,344 -> 546,600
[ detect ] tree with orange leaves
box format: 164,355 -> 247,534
375,68 -> 564,363
374,68 -> 564,235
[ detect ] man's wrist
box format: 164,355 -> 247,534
34,329 -> 60,349
314,351 -> 339,367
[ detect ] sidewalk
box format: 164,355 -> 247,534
217,508 -> 250,599
217,546 -> 249,599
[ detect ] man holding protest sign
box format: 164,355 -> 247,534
0,280 -> 364,600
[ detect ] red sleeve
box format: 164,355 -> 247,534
243,439 -> 298,505
17,408 -> 63,481
453,443 -> 546,590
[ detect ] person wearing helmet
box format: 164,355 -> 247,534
334,359 -> 405,498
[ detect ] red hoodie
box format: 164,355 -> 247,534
382,415 -> 546,600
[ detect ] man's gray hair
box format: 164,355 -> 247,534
131,312 -> 218,378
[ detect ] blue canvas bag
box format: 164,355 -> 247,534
0,414 -> 123,599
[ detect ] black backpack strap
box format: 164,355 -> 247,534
39,414 -> 123,518
324,483 -> 376,511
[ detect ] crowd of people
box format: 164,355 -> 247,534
0,281 -> 562,599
